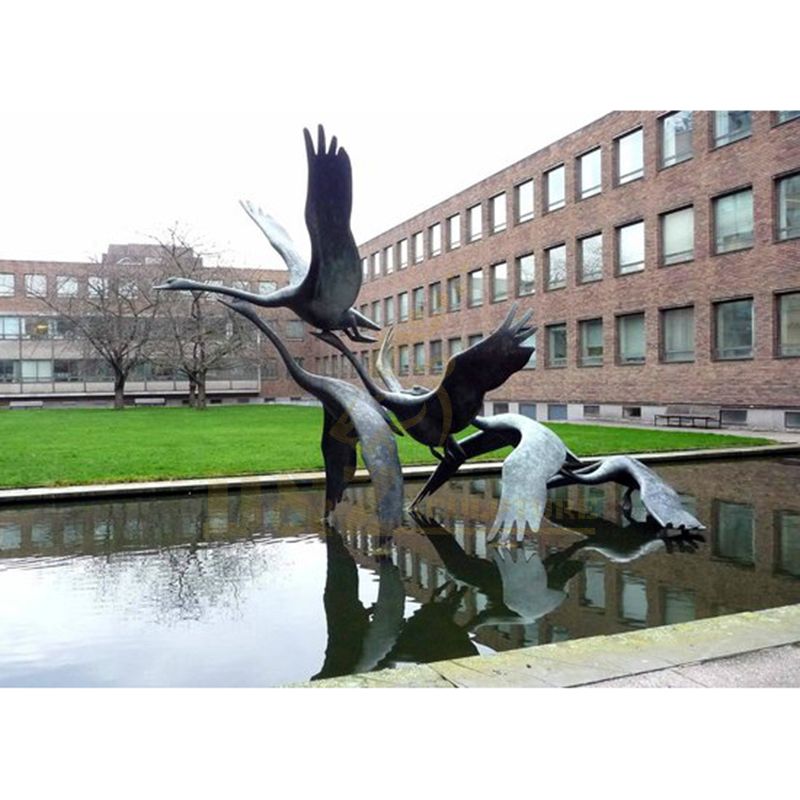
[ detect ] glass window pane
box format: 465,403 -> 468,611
547,324 -> 566,367
579,148 -> 602,198
663,589 -> 696,624
579,233 -> 603,282
468,205 -> 482,241
521,331 -> 536,369
661,111 -> 693,167
516,179 -> 534,222
662,306 -> 695,362
516,253 -> 535,296
714,111 -> 751,146
430,340 -> 443,374
398,292 -> 409,321
546,245 -> 566,289
384,245 -> 394,273
778,511 -> 800,576
777,111 -> 800,124
413,287 -> 424,318
468,269 -> 483,307
779,293 -> 800,356
384,296 -> 395,325
715,299 -> 753,359
429,223 -> 442,256
546,165 -> 565,210
662,207 -> 694,264
413,343 -> 425,373
778,173 -> 800,240
429,282 -> 441,314
583,563 -> 605,608
399,239 -> 408,268
618,221 -> 644,273
618,313 -> 645,363
447,214 -> 461,249
714,189 -> 753,253
491,193 -> 506,232
580,319 -> 603,365
621,572 -> 648,623
715,501 -> 754,564
617,128 -> 643,183
491,262 -> 507,301
447,276 -> 461,311
0,273 -> 15,297
413,232 -> 424,263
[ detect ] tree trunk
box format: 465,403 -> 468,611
113,373 -> 126,410
188,376 -> 198,408
196,372 -> 207,410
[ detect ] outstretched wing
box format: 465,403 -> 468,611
301,125 -> 362,316
239,200 -> 308,286
440,303 -> 535,397
321,407 -> 358,516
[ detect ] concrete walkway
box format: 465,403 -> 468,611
299,604 -> 800,688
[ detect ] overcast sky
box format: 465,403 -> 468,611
1,2 -> 791,271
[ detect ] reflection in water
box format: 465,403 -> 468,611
0,457 -> 799,686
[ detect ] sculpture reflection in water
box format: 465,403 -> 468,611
157,123 -> 703,548
312,510 -> 706,679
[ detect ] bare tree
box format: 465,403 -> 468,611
149,229 -> 258,410
34,257 -> 165,409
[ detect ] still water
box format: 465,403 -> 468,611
1,457 -> 799,686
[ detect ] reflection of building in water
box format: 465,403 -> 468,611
1,458 -> 799,656
335,458 -> 800,652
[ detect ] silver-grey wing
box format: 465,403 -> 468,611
239,200 -> 308,286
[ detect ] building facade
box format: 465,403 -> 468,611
0,244 -> 308,406
344,110 -> 800,431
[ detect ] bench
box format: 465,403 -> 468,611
134,397 -> 166,406
9,400 -> 44,410
654,404 -> 722,428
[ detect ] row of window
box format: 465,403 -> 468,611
342,293 -> 799,377
0,359 -> 258,383
360,111 -> 800,281
0,273 -> 279,300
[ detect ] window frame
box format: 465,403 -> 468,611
615,127 -> 644,185
713,187 -> 754,255
660,205 -> 695,266
713,296 -> 754,361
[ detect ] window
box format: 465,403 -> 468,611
579,319 -> 603,366
546,323 -> 567,367
447,276 -> 461,311
715,298 -> 753,359
412,287 -> 424,319
515,179 -> 534,222
398,292 -> 409,322
88,276 -> 108,298
0,359 -> 19,381
521,332 -> 536,369
372,251 -> 381,278
714,111 -> 751,147
583,563 -> 606,608
714,188 -> 754,253
21,360 -> 53,382
0,273 -> 14,297
491,262 -> 507,302
447,337 -> 463,358
720,409 -> 747,426
430,340 -> 443,374
467,269 -> 483,307
661,306 -> 695,362
545,165 -> 565,211
714,501 -> 754,565
259,280 -> 278,294
398,345 -> 409,375
285,320 -> 304,340
578,148 -> 601,198
778,293 -> 800,356
616,128 -> 643,184
617,221 -> 645,274
371,300 -> 382,327
413,232 -> 424,263
467,204 -> 482,242
777,111 -> 800,124
490,193 -> 506,233
778,511 -> 800,576
661,206 -> 694,265
777,172 -> 800,241
384,296 -> 395,326
429,223 -> 442,257
515,253 -> 535,296
23,318 -> 52,339
25,274 -> 46,297
399,239 -> 409,269
384,245 -> 395,274
579,233 -> 603,282
467,333 -> 483,347
447,214 -> 461,249
583,405 -> 600,419
548,403 -> 568,421
660,111 -> 693,167
545,244 -> 566,289
0,317 -> 21,338
361,257 -> 368,280
54,276 -> 77,297
413,343 -> 425,374
621,572 -> 648,624
787,412 -> 800,429
520,402 -> 537,419
617,313 -> 645,364
429,282 -> 442,315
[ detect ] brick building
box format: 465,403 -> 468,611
0,243 -> 308,406
340,110 -> 800,431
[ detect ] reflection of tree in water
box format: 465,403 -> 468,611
80,494 -> 291,624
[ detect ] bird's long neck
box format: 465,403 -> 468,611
329,340 -> 388,403
188,281 -> 288,308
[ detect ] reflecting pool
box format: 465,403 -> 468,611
1,457 -> 799,686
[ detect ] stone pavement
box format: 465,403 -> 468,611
298,604 -> 800,688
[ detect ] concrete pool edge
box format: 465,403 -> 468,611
293,603 -> 800,688
0,442 -> 798,506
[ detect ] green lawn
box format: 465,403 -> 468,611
0,404 -> 774,489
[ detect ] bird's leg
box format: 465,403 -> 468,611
429,446 -> 444,462
443,435 -> 467,463
344,326 -> 378,344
